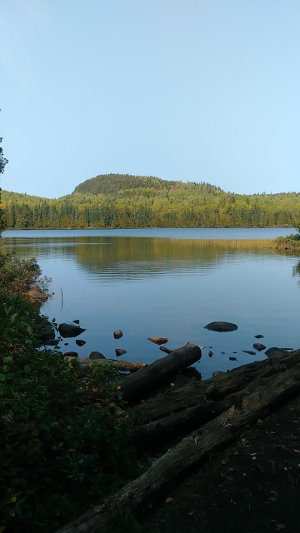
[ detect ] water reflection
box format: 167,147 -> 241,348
3,231 -> 300,378
4,235 -> 276,281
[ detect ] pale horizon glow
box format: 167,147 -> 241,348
1,0 -> 300,198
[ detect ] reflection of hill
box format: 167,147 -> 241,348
4,235 -> 277,281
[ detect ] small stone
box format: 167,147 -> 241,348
243,350 -> 256,355
115,348 -> 127,357
255,334 -> 264,338
89,351 -> 106,360
229,356 -> 237,361
64,352 -> 78,357
148,337 -> 168,345
73,319 -> 80,324
76,339 -> 86,346
114,329 -> 123,339
253,343 -> 266,351
208,350 -> 213,357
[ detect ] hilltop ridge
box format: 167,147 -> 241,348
1,173 -> 300,229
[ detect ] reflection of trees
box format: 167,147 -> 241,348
4,235 -> 276,282
293,260 -> 300,278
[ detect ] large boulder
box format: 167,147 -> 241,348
204,321 -> 238,332
58,323 -> 86,338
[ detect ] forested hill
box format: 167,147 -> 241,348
73,173 -> 222,196
1,173 -> 300,229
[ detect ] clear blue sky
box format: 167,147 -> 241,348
1,0 -> 300,198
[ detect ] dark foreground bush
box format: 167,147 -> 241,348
0,293 -> 136,532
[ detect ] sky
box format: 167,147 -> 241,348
1,0 -> 300,199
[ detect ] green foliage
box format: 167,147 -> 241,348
0,252 -> 41,294
0,254 -> 137,532
2,174 -> 300,229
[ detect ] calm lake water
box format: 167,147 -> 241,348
3,228 -> 300,378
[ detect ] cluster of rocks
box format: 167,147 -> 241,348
40,318 -> 293,364
204,321 -> 293,361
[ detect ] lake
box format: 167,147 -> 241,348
3,227 -> 300,378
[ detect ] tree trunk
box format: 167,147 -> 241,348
120,343 -> 202,402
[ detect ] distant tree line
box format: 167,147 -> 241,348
1,174 -> 300,229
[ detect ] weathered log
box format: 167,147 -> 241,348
65,356 -> 145,373
137,349 -> 300,423
56,362 -> 300,533
120,343 -> 202,402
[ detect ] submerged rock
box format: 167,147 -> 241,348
253,343 -> 266,351
243,350 -> 256,355
204,321 -> 238,332
229,356 -> 237,361
255,334 -> 264,339
115,348 -> 127,357
58,323 -> 86,338
208,350 -> 213,357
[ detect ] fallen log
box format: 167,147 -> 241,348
137,349 -> 300,423
56,362 -> 300,533
65,356 -> 145,373
120,342 -> 202,402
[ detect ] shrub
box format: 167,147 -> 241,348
0,252 -> 41,294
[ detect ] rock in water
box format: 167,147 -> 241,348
58,323 -> 86,338
76,339 -> 86,346
148,337 -> 168,345
89,351 -> 106,360
253,343 -> 266,351
255,334 -> 264,338
114,329 -> 123,339
204,321 -> 238,332
64,352 -> 78,357
243,350 -> 256,355
115,349 -> 127,357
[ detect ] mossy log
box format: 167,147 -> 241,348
56,361 -> 300,533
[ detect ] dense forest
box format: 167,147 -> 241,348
1,173 -> 300,229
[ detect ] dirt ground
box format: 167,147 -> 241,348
140,392 -> 300,533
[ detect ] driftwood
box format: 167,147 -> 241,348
65,356 -> 145,373
56,359 -> 300,533
120,342 -> 202,402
